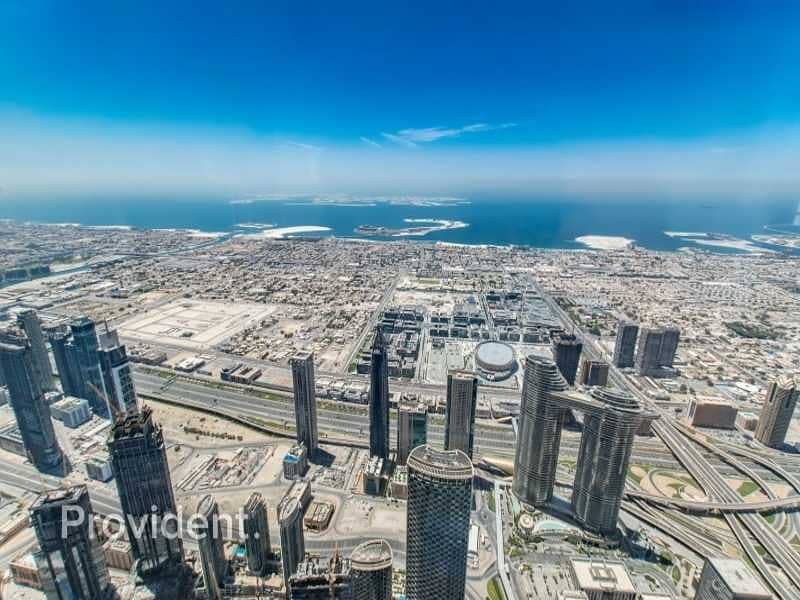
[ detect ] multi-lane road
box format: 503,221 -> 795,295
538,278 -> 800,599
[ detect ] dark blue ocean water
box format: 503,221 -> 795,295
0,196 -> 797,252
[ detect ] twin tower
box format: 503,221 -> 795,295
513,356 -> 657,536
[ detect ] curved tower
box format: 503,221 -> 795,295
405,445 -> 473,600
197,495 -> 226,600
512,356 -> 568,506
279,497 -> 305,586
571,387 -> 642,535
351,539 -> 393,600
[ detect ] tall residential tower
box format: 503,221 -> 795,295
0,338 -> 66,474
755,377 -> 798,449
290,351 -> 318,456
107,406 -> 183,575
444,370 -> 478,459
368,328 -> 390,460
30,486 -> 111,600
405,445 -> 473,600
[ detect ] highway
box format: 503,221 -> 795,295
134,369 -> 798,483
536,279 -> 800,599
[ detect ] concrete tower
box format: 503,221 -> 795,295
570,388 -> 643,535
97,327 -> 139,417
755,377 -> 799,449
279,497 -> 305,587
397,399 -> 427,466
368,328 -> 390,460
351,539 -> 393,600
405,445 -> 473,600
16,309 -> 54,391
107,406 -> 183,575
445,370 -> 478,459
197,495 -> 227,600
635,327 -> 663,376
513,356 -> 568,506
68,317 -> 109,417
30,485 -> 111,600
612,320 -> 638,369
49,330 -> 81,398
290,351 -> 319,455
243,492 -> 271,576
552,333 -> 582,385
0,339 -> 66,474
578,359 -> 609,387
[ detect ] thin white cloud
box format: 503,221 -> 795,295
1,109 -> 799,199
381,132 -> 418,148
287,141 -> 321,151
382,122 -> 517,146
360,136 -> 382,148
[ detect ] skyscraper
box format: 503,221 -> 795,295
755,377 -> 799,448
513,356 -> 568,506
69,317 -> 109,417
97,327 -> 139,417
17,309 -> 54,392
397,399 -> 427,466
658,326 -> 680,368
612,320 -> 638,369
570,388 -> 643,536
635,327 -> 663,376
368,328 -> 390,460
552,333 -> 582,385
197,495 -> 227,600
30,485 -> 111,600
694,558 -> 771,600
0,339 -> 66,474
107,406 -> 183,575
243,492 -> 271,576
444,370 -> 478,459
351,539 -> 393,600
279,497 -> 305,587
405,445 -> 473,600
577,359 -> 609,387
49,330 -> 81,398
290,351 -> 318,456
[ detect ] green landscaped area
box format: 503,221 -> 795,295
737,480 -> 759,497
487,577 -> 506,600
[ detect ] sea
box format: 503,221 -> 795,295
1,196 -> 798,253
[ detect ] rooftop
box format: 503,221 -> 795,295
350,539 -> 393,570
708,558 -> 771,597
570,559 -> 636,594
407,444 -> 473,480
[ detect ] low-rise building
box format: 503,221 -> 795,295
390,466 -> 408,500
86,455 -> 114,482
104,536 -> 134,571
10,552 -> 41,590
303,501 -> 334,532
283,444 -> 309,480
735,411 -> 759,432
363,456 -> 385,496
687,397 -> 738,429
50,396 -> 92,428
569,559 -> 637,600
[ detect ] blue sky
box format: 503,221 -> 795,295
1,2 -> 800,199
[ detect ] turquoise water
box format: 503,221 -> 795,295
0,196 -> 797,252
